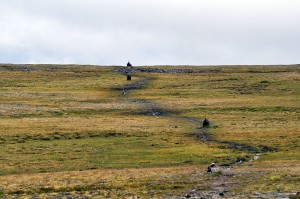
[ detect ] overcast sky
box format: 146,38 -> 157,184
1,0 -> 300,66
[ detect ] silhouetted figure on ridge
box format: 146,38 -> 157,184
126,62 -> 132,80
127,62 -> 132,67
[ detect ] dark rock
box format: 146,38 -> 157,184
203,118 -> 210,127
261,146 -> 271,152
127,75 -> 132,81
236,157 -> 246,163
289,192 -> 300,199
207,163 -> 216,172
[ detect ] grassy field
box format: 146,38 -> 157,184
0,64 -> 299,198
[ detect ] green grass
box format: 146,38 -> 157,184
131,67 -> 300,161
0,64 -> 299,197
0,132 -> 244,175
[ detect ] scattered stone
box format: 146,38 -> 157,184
207,163 -> 220,173
235,157 -> 246,164
116,67 -> 222,74
261,146 -> 272,152
253,154 -> 260,161
289,192 -> 300,199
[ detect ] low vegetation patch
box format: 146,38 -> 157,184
0,64 -> 299,197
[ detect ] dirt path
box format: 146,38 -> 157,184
114,72 -> 259,155
114,70 -> 275,198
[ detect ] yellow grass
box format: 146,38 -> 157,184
0,64 -> 299,197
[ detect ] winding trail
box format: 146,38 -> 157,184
114,69 -> 267,198
114,70 -> 260,156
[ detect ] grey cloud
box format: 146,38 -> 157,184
0,0 -> 300,65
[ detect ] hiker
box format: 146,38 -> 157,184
127,61 -> 132,67
207,163 -> 216,173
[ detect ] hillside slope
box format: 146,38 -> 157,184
0,64 -> 299,198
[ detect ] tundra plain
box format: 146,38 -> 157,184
0,64 -> 299,198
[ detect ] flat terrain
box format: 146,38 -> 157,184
0,64 -> 299,198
